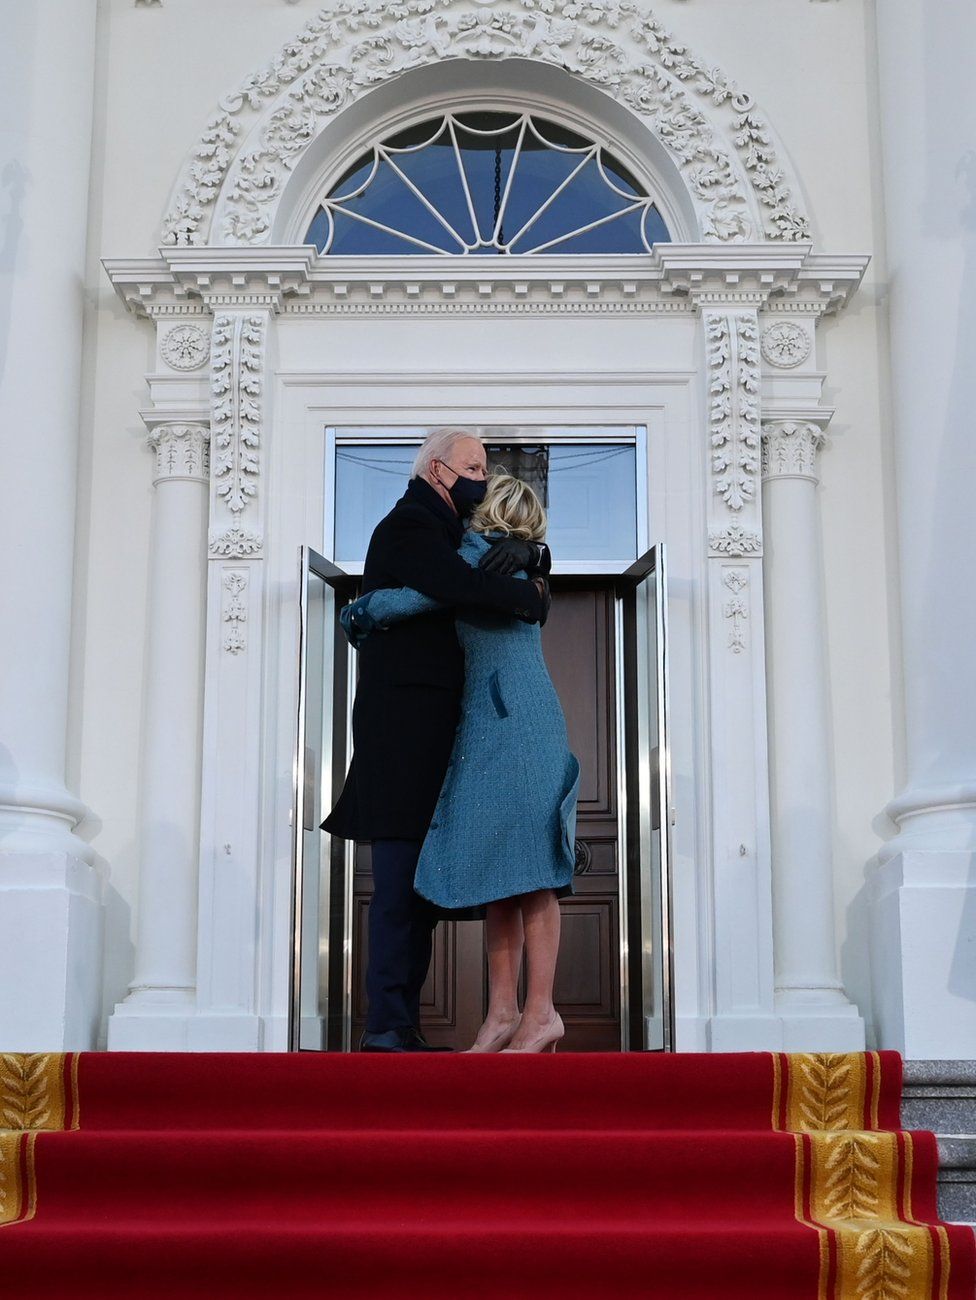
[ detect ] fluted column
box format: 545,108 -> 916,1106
871,0 -> 976,1055
107,425 -> 210,1048
0,0 -> 100,1048
762,420 -> 863,1049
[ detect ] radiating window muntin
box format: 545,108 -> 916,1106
305,111 -> 670,256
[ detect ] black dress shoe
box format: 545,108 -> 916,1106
360,1028 -> 413,1053
409,1027 -> 452,1053
359,1027 -> 453,1053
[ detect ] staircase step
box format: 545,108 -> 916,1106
904,1062 -> 976,1225
29,1127 -> 801,1224
0,1221 -> 836,1300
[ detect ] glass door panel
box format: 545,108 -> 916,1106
619,544 -> 674,1051
290,546 -> 354,1051
330,427 -> 642,571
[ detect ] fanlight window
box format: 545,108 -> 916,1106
304,111 -> 670,255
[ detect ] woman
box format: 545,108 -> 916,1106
342,474 -> 579,1054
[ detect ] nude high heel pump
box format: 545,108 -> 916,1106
465,1015 -> 522,1053
500,1012 -> 564,1054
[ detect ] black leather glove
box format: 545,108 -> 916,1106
478,537 -> 543,576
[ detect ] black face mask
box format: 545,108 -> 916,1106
440,465 -> 488,514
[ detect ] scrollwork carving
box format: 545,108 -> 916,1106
209,523 -> 264,558
708,524 -> 762,557
723,569 -> 749,654
705,311 -> 761,512
222,571 -> 249,654
210,313 -> 265,522
161,0 -> 809,249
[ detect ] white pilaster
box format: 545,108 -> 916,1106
761,419 -> 864,1049
699,306 -> 779,1050
0,0 -> 102,1049
871,0 -> 976,1056
107,424 -> 210,1049
193,308 -> 275,1051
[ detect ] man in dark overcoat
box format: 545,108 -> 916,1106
322,429 -> 551,1052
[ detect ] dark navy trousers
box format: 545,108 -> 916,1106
366,839 -> 439,1033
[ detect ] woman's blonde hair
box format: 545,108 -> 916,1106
469,473 -> 547,542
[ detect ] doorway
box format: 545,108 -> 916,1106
291,428 -> 672,1052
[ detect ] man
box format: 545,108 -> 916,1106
321,429 -> 551,1053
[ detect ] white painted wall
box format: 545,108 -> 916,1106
71,0 -> 897,1046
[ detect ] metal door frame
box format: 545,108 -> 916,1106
290,524 -> 672,1053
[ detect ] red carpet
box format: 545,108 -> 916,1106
1,1050 -> 973,1298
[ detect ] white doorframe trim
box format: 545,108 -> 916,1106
103,246 -> 867,1052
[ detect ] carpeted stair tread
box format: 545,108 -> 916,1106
27,1127 -> 811,1222
0,1220 -> 831,1300
72,1051 -> 796,1131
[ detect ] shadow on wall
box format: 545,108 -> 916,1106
0,159 -> 27,389
96,852 -> 135,1051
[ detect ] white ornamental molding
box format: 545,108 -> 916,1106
708,524 -> 762,557
760,320 -> 811,369
722,568 -> 749,654
160,323 -> 210,371
209,313 -> 266,556
222,571 -> 249,654
760,420 -> 825,481
705,311 -> 761,512
209,523 -> 264,558
160,0 -> 809,249
147,423 -> 210,483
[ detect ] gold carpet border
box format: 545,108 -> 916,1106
779,1054 -> 951,1300
783,1052 -> 872,1134
0,1054 -> 77,1131
0,1131 -> 37,1228
0,1054 -> 79,1231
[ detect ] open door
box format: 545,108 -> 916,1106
619,544 -> 675,1051
290,542 -> 673,1053
289,546 -> 355,1051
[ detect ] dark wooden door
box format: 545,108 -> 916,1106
350,582 -> 622,1050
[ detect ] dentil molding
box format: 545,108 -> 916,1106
159,0 -> 811,249
103,246 -> 869,319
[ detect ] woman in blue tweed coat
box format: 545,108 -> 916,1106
342,475 -> 579,1054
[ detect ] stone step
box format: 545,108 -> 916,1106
904,1062 -> 976,1226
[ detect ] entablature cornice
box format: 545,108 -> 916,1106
102,245 -> 870,320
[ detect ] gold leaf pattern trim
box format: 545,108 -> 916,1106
801,1130 -> 940,1298
0,1131 -> 37,1227
0,1054 -> 75,1131
785,1053 -> 868,1133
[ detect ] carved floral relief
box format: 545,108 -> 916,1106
161,0 -> 809,249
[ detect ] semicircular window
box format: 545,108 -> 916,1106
304,111 -> 670,255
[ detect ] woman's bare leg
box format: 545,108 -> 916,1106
504,889 -> 564,1051
466,896 -> 523,1051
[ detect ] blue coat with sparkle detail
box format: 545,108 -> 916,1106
352,529 -> 580,910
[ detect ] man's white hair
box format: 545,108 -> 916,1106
411,427 -> 481,480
